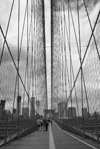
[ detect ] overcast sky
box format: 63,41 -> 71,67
0,0 -> 100,111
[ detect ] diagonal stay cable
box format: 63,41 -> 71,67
0,25 -> 30,102
60,9 -> 100,117
69,3 -> 90,115
0,0 -> 15,65
65,1 -> 80,114
63,1 -> 79,113
0,24 -> 37,115
12,0 -> 27,113
69,4 -> 82,117
83,0 -> 100,60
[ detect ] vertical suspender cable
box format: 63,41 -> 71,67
26,0 -> 29,111
17,0 -> 20,97
68,0 -> 73,113
17,0 -> 20,137
76,1 -> 84,134
51,0 -> 53,109
42,0 -> 48,109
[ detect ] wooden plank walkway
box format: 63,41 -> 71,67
0,121 -> 100,149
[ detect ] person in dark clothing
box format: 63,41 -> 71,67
43,118 -> 49,131
50,119 -> 53,125
45,119 -> 49,131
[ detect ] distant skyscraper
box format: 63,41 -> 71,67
30,97 -> 35,118
68,107 -> 76,118
82,108 -> 88,117
0,100 -> 6,119
58,102 -> 67,119
16,96 -> 21,116
12,108 -> 17,118
22,107 -> 29,118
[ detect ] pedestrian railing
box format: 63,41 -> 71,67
0,117 -> 38,146
54,115 -> 100,143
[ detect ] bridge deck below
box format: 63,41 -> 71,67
0,121 -> 100,149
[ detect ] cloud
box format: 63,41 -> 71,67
52,0 -> 100,12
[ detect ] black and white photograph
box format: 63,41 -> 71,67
0,0 -> 100,148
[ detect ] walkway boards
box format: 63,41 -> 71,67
1,121 -> 100,149
0,129 -> 49,149
52,122 -> 100,149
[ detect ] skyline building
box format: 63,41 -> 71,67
22,107 -> 29,118
0,100 -> 6,119
58,102 -> 67,119
68,107 -> 76,118
16,96 -> 21,116
30,97 -> 35,118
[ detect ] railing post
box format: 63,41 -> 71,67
95,112 -> 99,143
4,117 -> 8,145
82,116 -> 85,138
17,96 -> 21,139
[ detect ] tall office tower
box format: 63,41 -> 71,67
58,102 -> 67,119
0,100 -> 6,119
68,107 -> 76,118
30,97 -> 35,118
82,108 -> 88,117
22,107 -> 29,118
16,96 -> 21,116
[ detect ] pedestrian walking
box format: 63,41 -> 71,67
45,119 -> 49,131
37,119 -> 41,130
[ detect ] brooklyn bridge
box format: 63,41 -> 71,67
0,0 -> 100,148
